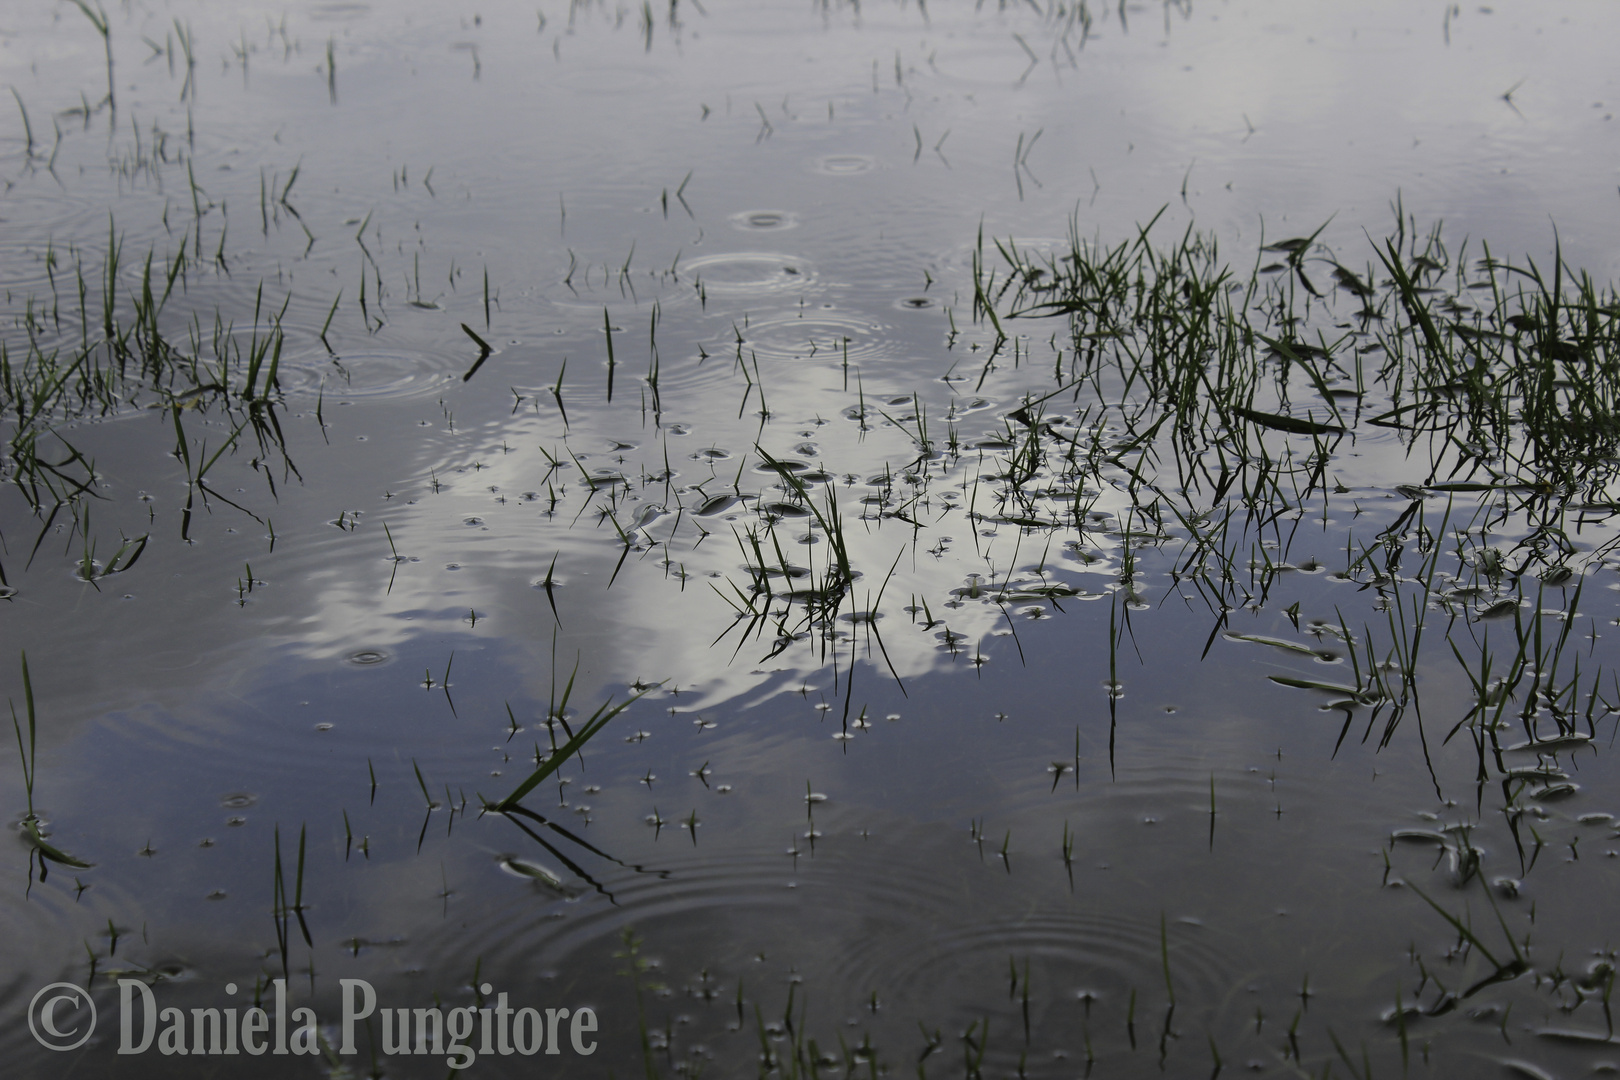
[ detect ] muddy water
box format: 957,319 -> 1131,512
4,1 -> 1620,1077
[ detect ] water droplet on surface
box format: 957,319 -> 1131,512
730,209 -> 800,231
347,650 -> 389,666
814,154 -> 875,175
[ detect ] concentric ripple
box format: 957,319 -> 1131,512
736,310 -> 895,365
400,820 -> 1248,1044
296,350 -> 462,399
682,252 -> 817,296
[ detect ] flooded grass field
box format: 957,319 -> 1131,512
5,0 -> 1620,1076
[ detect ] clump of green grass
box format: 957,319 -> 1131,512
986,203 -> 1620,528
1,205 -> 311,578
949,200 -> 1620,750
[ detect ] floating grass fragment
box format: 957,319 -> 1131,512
1230,405 -> 1344,437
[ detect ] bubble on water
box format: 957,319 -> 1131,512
220,793 -> 258,809
346,649 -> 390,666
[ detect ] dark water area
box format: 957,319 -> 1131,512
4,1 -> 1620,1077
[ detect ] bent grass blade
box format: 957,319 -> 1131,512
491,684 -> 661,812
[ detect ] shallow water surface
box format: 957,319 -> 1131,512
5,1 -> 1620,1077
